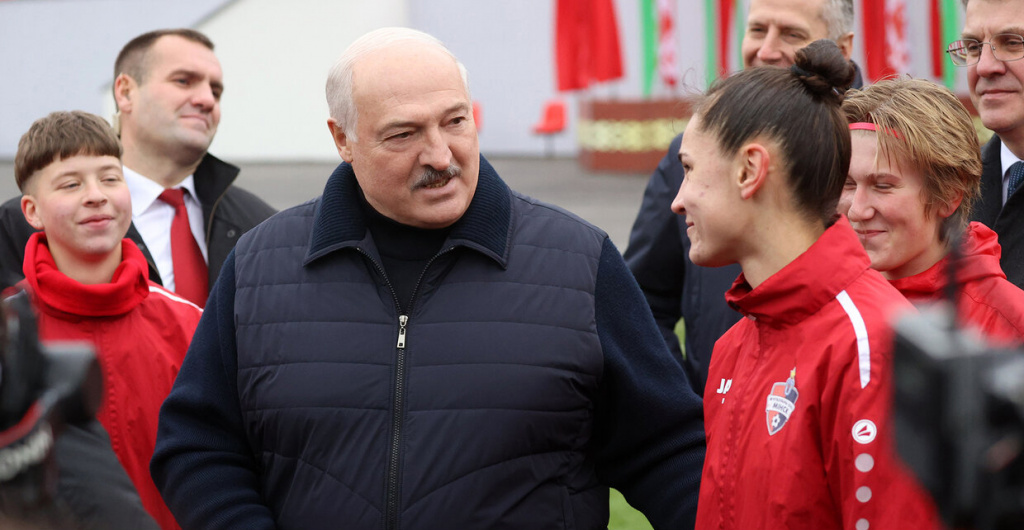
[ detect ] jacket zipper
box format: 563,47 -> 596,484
386,313 -> 408,530
203,187 -> 227,244
358,246 -> 455,530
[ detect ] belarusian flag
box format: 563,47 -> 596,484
641,0 -> 680,96
930,0 -> 961,89
657,0 -> 679,89
862,0 -> 909,81
703,0 -> 745,87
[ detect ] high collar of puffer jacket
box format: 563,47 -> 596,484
888,221 -> 1008,302
725,216 -> 874,328
305,155 -> 513,268
22,232 -> 150,318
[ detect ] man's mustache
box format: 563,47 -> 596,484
413,164 -> 461,189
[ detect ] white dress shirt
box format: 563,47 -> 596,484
124,167 -> 208,292
1000,141 -> 1024,206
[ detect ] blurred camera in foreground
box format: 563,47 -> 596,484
894,304 -> 1024,530
0,291 -> 101,526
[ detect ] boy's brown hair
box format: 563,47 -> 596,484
15,111 -> 122,192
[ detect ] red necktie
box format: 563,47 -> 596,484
158,188 -> 208,307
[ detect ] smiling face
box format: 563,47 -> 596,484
671,116 -> 748,267
964,0 -> 1024,141
742,0 -> 833,67
116,35 -> 223,165
838,132 -> 950,279
328,43 -> 479,229
21,155 -> 131,275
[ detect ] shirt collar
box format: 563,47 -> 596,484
1000,140 -> 1024,184
123,165 -> 199,215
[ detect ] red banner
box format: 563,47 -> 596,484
556,0 -> 624,91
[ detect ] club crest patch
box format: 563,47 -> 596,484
766,368 -> 799,436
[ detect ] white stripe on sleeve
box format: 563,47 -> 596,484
836,290 -> 870,389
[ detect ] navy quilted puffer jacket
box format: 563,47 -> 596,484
152,156 -> 705,530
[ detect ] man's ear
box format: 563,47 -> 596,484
113,73 -> 136,114
21,195 -> 44,231
835,33 -> 854,61
327,118 -> 354,163
737,142 -> 770,200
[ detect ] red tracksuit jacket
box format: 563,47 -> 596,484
697,217 -> 940,530
20,233 -> 202,530
889,222 -> 1024,345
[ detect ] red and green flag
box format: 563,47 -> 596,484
641,0 -> 680,96
930,0 -> 962,89
862,0 -> 909,82
703,0 -> 745,87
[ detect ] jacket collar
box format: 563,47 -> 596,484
889,222 -> 1007,301
304,155 -> 512,268
976,135 -> 1005,226
725,216 -> 873,328
193,153 -> 240,218
850,61 -> 865,90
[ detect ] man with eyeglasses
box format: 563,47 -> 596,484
950,0 -> 1024,287
623,0 -> 863,396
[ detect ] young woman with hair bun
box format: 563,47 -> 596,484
672,40 -> 939,529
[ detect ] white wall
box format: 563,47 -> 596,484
191,0 -> 408,160
0,0 -> 231,158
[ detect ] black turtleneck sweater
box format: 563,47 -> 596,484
359,195 -> 451,313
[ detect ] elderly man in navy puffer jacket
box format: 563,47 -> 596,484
151,27 -> 705,530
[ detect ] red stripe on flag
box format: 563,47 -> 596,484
930,0 -> 943,78
862,0 -> 887,81
591,0 -> 624,83
718,0 -> 734,78
556,0 -> 586,91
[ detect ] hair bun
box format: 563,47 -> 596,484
791,39 -> 856,102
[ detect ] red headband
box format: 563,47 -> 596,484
849,121 -> 901,139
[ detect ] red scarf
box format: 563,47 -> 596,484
22,232 -> 150,317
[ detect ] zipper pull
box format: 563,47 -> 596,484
397,315 -> 408,349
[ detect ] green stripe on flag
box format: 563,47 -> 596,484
641,0 -> 657,97
940,0 -> 961,89
733,0 -> 744,74
705,0 -> 717,88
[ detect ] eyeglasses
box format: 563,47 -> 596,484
946,34 -> 1024,67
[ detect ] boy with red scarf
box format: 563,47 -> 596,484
12,110 -> 201,530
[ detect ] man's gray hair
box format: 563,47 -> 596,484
821,0 -> 855,41
325,27 -> 470,142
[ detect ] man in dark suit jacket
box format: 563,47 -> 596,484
959,0 -> 1024,288
0,28 -> 275,298
624,0 -> 864,395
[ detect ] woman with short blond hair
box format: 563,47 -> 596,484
840,77 -> 1024,344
